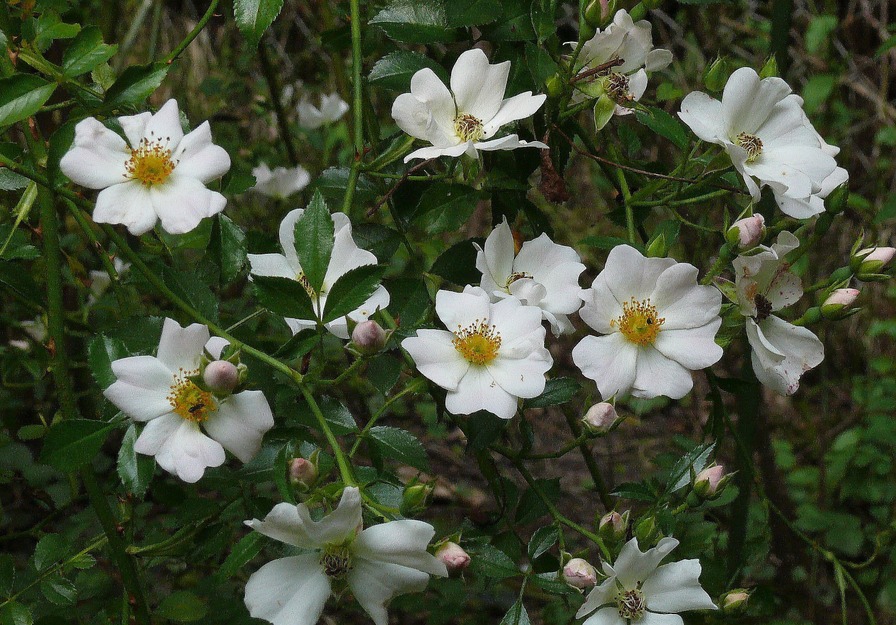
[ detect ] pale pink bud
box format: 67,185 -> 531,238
582,402 -> 618,434
693,465 -> 730,499
288,457 -> 318,489
203,360 -> 240,393
351,320 -> 387,354
598,510 -> 629,542
436,542 -> 471,576
726,214 -> 765,249
720,589 -> 750,612
821,288 -> 859,319
858,246 -> 895,266
562,558 -> 597,589
854,246 -> 895,280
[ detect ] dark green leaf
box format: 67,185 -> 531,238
312,167 -> 377,206
0,75 -> 57,128
117,424 -> 154,497
87,335 -> 128,390
527,525 -> 559,560
273,329 -> 319,359
0,602 -> 32,625
321,264 -> 386,323
470,543 -> 519,579
353,223 -> 402,261
368,51 -> 448,91
46,120 -> 77,186
499,597 -> 531,625
484,0 -> 536,41
210,214 -> 247,284
318,397 -> 358,434
368,426 -> 429,471
234,0 -> 285,47
0,554 -> 14,595
370,0 -> 457,44
367,354 -> 403,395
157,590 -> 207,622
34,534 -> 66,571
666,443 -> 715,493
62,26 -> 117,77
215,532 -> 265,581
524,378 -> 580,409
40,576 -> 76,606
611,481 -> 658,502
516,479 -> 558,524
161,266 -> 218,322
525,42 -> 558,88
635,106 -> 689,150
40,420 -> 118,472
414,183 -> 481,234
293,191 -> 333,294
446,0 -> 503,27
529,0 -> 554,43
104,63 -> 168,109
429,238 -> 482,287
253,275 -> 317,322
465,412 -> 509,451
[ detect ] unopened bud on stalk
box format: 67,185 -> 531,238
759,55 -> 778,78
821,288 -> 859,320
702,56 -> 728,92
203,360 -> 240,393
582,402 -> 619,434
719,589 -> 751,613
584,0 -> 614,27
288,457 -> 318,490
693,464 -> 732,500
351,320 -> 388,355
562,558 -> 598,589
598,510 -> 629,542
545,73 -> 565,98
853,246 -> 895,281
436,542 -> 471,576
633,515 -> 659,545
726,214 -> 765,250
401,483 -> 433,515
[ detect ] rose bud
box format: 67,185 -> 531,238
582,402 -> 619,435
436,542 -> 471,576
202,360 -> 240,393
720,589 -> 751,613
598,510 -> 629,542
401,483 -> 433,515
351,320 -> 387,355
288,457 -> 318,490
853,246 -> 895,281
725,214 -> 765,250
821,288 -> 859,320
563,558 -> 598,589
693,465 -> 732,500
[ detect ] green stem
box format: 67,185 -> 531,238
258,42 -> 300,166
299,385 -> 356,487
64,198 -> 128,311
163,0 -> 221,64
350,378 -> 427,456
700,243 -> 734,285
341,0 -> 365,216
561,406 -> 614,510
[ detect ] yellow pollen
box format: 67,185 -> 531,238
167,369 -> 216,422
611,298 -> 665,346
454,113 -> 484,142
125,137 -> 176,186
295,271 -> 317,298
453,319 -> 502,365
736,132 -> 763,162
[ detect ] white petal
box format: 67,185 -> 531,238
244,555 -> 331,625
631,347 -> 696,400
650,265 -> 721,330
203,390 -> 274,463
582,607 -> 625,625
652,323 -> 723,371
613,537 -> 679,590
515,235 -> 585,316
645,48 -> 673,71
392,92 -> 453,147
435,288 -> 492,332
639,613 -> 684,625
489,297 -> 545,348
248,253 -> 295,279
641,560 -> 717,613
204,336 -> 230,360
93,181 -> 158,235
150,177 -> 226,234
748,316 -> 824,395
572,333 -> 638,399
477,218 -> 515,294
118,111 -> 152,148
323,216 -> 377,287
722,68 -> 791,135
446,366 -> 519,419
482,93 -> 546,137
678,92 -> 725,143
147,418 -> 225,482
143,99 -> 184,149
576,578 -> 618,618
60,118 -> 129,189
473,135 -> 548,151
408,68 -> 457,135
487,352 -> 550,399
402,330 -> 470,391
451,49 -> 510,122
133,412 -> 182,454
245,502 -> 311,548
104,356 -> 173,421
403,142 -> 468,162
156,317 -> 209,371
172,122 -> 231,183
603,245 -> 675,303
354,520 -> 447,577
348,559 -> 430,625
580,279 -> 623,335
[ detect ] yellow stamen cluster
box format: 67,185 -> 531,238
125,136 -> 176,186
454,113 -> 485,142
453,319 -> 502,365
616,588 -> 647,620
168,369 -> 216,422
736,132 -> 763,162
611,298 -> 665,347
295,271 -> 317,298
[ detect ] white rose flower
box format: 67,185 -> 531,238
103,318 -> 274,483
251,163 -> 311,199
60,99 -> 231,235
678,68 -> 844,219
244,486 -> 448,625
297,92 -> 350,129
391,48 -> 547,162
572,245 -> 723,400
732,231 -> 824,395
571,9 -> 673,118
475,218 -> 585,335
401,286 -> 552,419
247,209 -> 390,339
577,536 -> 717,625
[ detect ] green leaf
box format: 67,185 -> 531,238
414,183 -> 481,234
293,191 -> 333,294
273,329 -> 319,359
611,481 -> 658,502
34,533 -> 66,571
446,0 -> 503,27
524,378 -> 580,409
215,532 -> 265,581
635,106 -> 689,150
593,93 -> 616,131
0,603 -> 32,625
801,74 -> 836,115
805,15 -> 837,54
370,0 -> 457,44
0,75 -> 57,128
369,51 -> 448,91
62,26 -> 117,77
104,63 -> 168,109
160,265 -> 218,322
88,335 -> 128,390
666,443 -> 715,494
0,554 -> 14,596
321,264 -> 386,323
233,0 -> 285,48
157,590 -> 207,622
368,426 -> 429,471
353,223 -> 402,261
210,214 -> 247,284
117,424 -> 154,497
40,419 -> 118,472
484,0 -> 536,41
318,397 -> 358,435
429,238 -> 482,287
252,275 -> 318,322
499,597 -> 531,625
527,525 -> 559,560
17,424 -> 46,440
40,575 -> 77,606
470,543 -> 519,579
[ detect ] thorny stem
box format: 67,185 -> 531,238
561,406 -> 614,510
163,0 -> 221,64
342,0 -> 364,215
299,385 -> 356,487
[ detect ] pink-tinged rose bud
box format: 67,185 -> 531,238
598,510 -> 629,542
720,589 -> 750,613
726,214 -> 765,249
203,360 -> 240,393
351,320 -> 387,354
582,402 -> 619,434
288,457 -> 318,489
821,288 -> 859,320
436,542 -> 471,576
853,246 -> 895,280
693,465 -> 731,500
562,558 -> 597,589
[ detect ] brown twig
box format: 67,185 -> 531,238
569,57 -> 625,83
366,158 -> 437,216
